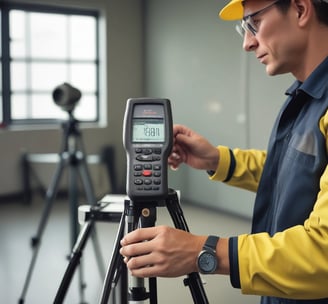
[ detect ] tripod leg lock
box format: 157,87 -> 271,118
128,287 -> 149,301
31,236 -> 40,248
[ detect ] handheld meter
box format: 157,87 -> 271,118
123,98 -> 173,202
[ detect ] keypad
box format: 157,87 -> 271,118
133,147 -> 162,192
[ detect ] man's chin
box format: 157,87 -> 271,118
265,63 -> 289,77
265,65 -> 281,77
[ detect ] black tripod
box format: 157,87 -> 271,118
54,189 -> 209,304
19,112 -> 105,304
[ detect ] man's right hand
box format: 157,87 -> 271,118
168,124 -> 220,172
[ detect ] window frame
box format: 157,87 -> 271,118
0,1 -> 101,127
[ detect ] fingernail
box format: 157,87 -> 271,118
172,152 -> 180,160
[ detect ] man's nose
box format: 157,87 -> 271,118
243,31 -> 258,52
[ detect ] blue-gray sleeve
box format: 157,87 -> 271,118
229,236 -> 241,289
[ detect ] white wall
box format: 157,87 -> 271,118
0,0 -> 144,197
144,0 -> 294,217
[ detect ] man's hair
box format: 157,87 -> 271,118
275,0 -> 328,26
312,0 -> 328,25
275,0 -> 292,12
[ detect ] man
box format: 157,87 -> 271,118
120,0 -> 328,303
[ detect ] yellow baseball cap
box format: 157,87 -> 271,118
219,0 -> 244,21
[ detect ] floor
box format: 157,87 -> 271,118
0,193 -> 260,304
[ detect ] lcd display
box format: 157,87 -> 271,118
132,118 -> 165,142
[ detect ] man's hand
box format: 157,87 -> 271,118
120,226 -> 207,278
168,124 -> 220,172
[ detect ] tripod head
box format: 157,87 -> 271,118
53,85 -> 83,159
53,82 -> 81,113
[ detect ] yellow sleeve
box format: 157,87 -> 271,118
210,146 -> 267,192
236,112 -> 328,299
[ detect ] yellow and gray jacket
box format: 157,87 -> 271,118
210,56 -> 328,304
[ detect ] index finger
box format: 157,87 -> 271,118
121,227 -> 158,246
173,124 -> 187,136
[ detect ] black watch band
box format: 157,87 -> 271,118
204,235 -> 219,251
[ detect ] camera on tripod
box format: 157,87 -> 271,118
52,82 -> 82,113
18,82 -> 105,304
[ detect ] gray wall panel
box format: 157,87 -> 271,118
144,0 -> 294,217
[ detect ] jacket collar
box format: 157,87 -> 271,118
286,56 -> 328,100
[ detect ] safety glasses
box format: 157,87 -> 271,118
236,0 -> 283,37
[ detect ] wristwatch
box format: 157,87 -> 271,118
197,235 -> 219,274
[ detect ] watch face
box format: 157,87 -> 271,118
198,251 -> 217,273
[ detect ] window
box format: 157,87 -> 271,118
0,2 -> 100,126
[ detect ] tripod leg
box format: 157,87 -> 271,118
67,162 -> 90,303
126,202 -> 158,304
18,157 -> 66,304
69,163 -> 80,249
165,190 -> 209,304
54,220 -> 94,304
67,155 -> 104,303
99,210 -> 126,304
78,161 -> 106,278
139,206 -> 158,304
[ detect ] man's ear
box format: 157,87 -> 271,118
292,0 -> 312,26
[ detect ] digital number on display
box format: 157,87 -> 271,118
133,119 -> 165,142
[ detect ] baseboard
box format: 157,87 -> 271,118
0,189 -> 69,205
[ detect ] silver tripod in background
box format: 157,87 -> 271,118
19,83 -> 105,304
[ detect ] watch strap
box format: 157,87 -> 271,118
203,235 -> 219,251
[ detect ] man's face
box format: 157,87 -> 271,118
242,0 -> 306,78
